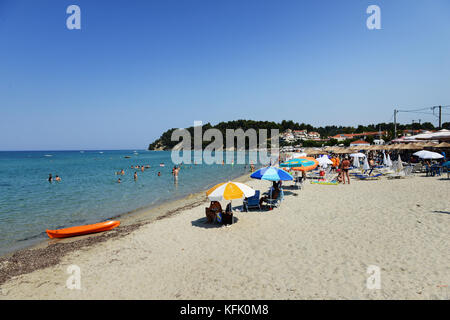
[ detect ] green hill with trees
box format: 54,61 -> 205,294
148,119 -> 449,150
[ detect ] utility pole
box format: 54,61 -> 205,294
394,109 -> 398,139
439,105 -> 442,129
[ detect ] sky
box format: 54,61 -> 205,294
0,0 -> 449,150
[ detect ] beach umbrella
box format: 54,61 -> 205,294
350,153 -> 366,158
281,157 -> 319,172
435,142 -> 450,148
206,181 -> 255,201
352,156 -> 360,168
250,166 -> 293,181
413,150 -> 428,157
396,154 -> 404,173
414,150 -> 444,160
317,155 -> 333,168
363,157 -> 370,171
386,154 -> 393,167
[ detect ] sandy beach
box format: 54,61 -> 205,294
1,174 -> 449,300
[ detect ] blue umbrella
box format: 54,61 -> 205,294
250,166 -> 293,181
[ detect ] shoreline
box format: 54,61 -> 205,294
0,172 -> 252,286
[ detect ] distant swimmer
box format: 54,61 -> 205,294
117,178 -> 121,183
157,172 -> 161,176
55,175 -> 61,182
134,172 -> 138,181
48,174 -> 52,183
121,169 -> 125,175
141,166 -> 144,172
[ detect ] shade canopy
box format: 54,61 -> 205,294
207,181 -> 255,201
281,157 -> 319,172
250,166 -> 293,181
413,150 -> 444,160
350,153 -> 366,158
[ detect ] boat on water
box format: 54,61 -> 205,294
160,163 -> 165,167
124,156 -> 131,158
46,220 -> 120,239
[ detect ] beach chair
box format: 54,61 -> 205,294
411,163 -> 423,173
293,176 -> 303,189
355,173 -> 382,180
266,189 -> 284,208
243,190 -> 261,211
221,203 -> 233,225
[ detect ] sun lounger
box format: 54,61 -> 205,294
243,190 -> 261,211
355,173 -> 382,180
220,203 -> 233,225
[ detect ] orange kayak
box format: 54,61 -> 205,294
46,220 -> 120,239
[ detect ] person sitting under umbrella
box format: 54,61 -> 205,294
259,181 -> 280,207
205,201 -> 222,223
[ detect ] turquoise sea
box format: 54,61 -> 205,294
0,150 -> 259,256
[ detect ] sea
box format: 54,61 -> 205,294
0,150 -> 262,256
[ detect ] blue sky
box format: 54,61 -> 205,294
1,0 -> 449,150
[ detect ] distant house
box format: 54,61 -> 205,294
331,134 -> 354,142
350,140 -> 370,146
331,131 -> 386,142
307,131 -> 321,140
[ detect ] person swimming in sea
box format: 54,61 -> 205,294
55,175 -> 61,182
134,172 -> 138,181
157,172 -> 161,176
117,178 -> 121,183
48,174 -> 52,183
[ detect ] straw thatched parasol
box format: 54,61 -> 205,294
403,143 -> 423,150
354,145 -> 372,150
335,148 -> 352,154
435,142 -> 450,148
422,142 -> 439,148
370,145 -> 386,150
306,149 -> 327,156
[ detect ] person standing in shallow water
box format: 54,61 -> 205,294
134,172 -> 138,181
48,174 -> 52,183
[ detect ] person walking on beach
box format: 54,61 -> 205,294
341,156 -> 351,184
